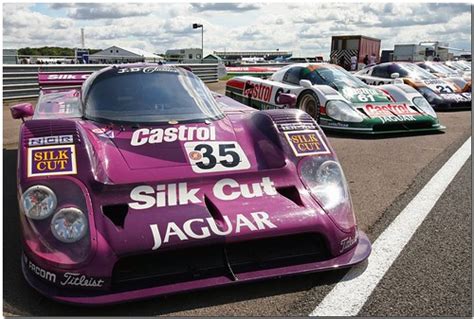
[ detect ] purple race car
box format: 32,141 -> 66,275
12,64 -> 371,305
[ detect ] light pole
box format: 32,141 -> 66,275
193,23 -> 203,61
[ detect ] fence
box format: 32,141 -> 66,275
3,63 -> 219,101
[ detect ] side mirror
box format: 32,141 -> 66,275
276,93 -> 297,107
390,72 -> 400,79
10,103 -> 34,121
299,79 -> 313,88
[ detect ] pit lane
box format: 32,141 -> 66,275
2,81 -> 471,315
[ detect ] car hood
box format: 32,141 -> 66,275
404,78 -> 464,93
338,85 -> 391,104
80,114 -> 284,184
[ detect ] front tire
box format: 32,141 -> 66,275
297,91 -> 320,122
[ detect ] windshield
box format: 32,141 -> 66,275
392,63 -> 437,80
447,61 -> 470,71
302,66 -> 367,89
84,66 -> 224,124
426,62 -> 458,75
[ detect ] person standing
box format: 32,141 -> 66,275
350,55 -> 358,71
363,54 -> 369,66
369,53 -> 376,66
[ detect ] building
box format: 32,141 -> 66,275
330,35 -> 381,70
89,46 -> 164,64
213,50 -> 292,63
165,48 -> 203,63
202,54 -> 222,63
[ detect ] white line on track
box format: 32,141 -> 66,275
310,137 -> 471,317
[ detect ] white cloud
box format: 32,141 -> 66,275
2,3 -> 471,58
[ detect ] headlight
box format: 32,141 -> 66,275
51,207 -> 88,243
326,100 -> 364,123
418,87 -> 442,104
21,185 -> 57,220
413,97 -> 437,118
299,157 -> 355,230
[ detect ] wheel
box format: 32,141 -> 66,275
297,91 -> 320,122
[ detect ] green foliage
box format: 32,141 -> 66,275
18,47 -> 101,57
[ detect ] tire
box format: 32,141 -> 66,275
297,91 -> 320,122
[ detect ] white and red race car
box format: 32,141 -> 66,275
225,63 -> 443,134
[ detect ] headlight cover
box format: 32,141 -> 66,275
413,97 -> 437,118
326,100 -> 364,123
51,207 -> 88,243
21,185 -> 57,220
299,157 -> 355,230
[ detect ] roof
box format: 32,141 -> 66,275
120,47 -> 163,59
331,35 -> 381,42
92,46 -> 163,59
203,54 -> 221,60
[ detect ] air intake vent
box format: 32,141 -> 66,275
277,186 -> 305,207
266,110 -> 318,131
23,119 -> 81,147
102,204 -> 129,229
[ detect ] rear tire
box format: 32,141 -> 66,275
297,91 -> 320,122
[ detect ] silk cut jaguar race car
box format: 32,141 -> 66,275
355,62 -> 472,110
12,64 -> 371,305
226,63 -> 444,134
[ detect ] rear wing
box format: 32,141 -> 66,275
38,72 -> 91,95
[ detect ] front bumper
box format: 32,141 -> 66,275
431,100 -> 472,110
320,124 -> 446,135
22,230 -> 371,305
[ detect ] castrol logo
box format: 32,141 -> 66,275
243,81 -> 272,102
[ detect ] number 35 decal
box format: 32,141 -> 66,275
184,141 -> 251,173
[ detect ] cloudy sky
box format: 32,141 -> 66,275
3,2 -> 471,58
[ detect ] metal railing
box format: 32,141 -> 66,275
3,63 -> 219,101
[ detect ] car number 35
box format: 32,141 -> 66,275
184,141 -> 251,173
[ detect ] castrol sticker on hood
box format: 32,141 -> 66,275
363,103 -> 418,118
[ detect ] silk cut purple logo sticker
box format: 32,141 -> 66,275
27,145 -> 77,177
284,130 -> 331,157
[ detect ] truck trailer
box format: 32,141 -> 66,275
330,35 -> 381,70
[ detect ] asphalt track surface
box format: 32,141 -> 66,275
3,81 -> 472,316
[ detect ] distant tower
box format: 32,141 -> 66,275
81,28 -> 85,48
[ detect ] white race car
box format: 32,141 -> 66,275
225,63 -> 444,134
355,62 -> 471,110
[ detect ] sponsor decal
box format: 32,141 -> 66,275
24,254 -> 57,283
439,92 -> 471,102
46,74 -> 89,80
60,272 -> 105,288
284,130 -> 331,157
243,81 -> 272,102
150,211 -> 277,250
342,87 -> 387,103
363,103 -> 419,118
422,80 -> 456,93
131,126 -> 216,146
92,128 -> 115,139
319,120 -> 350,128
28,135 -> 73,147
184,141 -> 251,173
278,122 -> 317,131
27,145 -> 77,177
129,177 -> 277,210
340,234 -> 358,253
117,66 -> 178,74
378,115 -> 417,124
